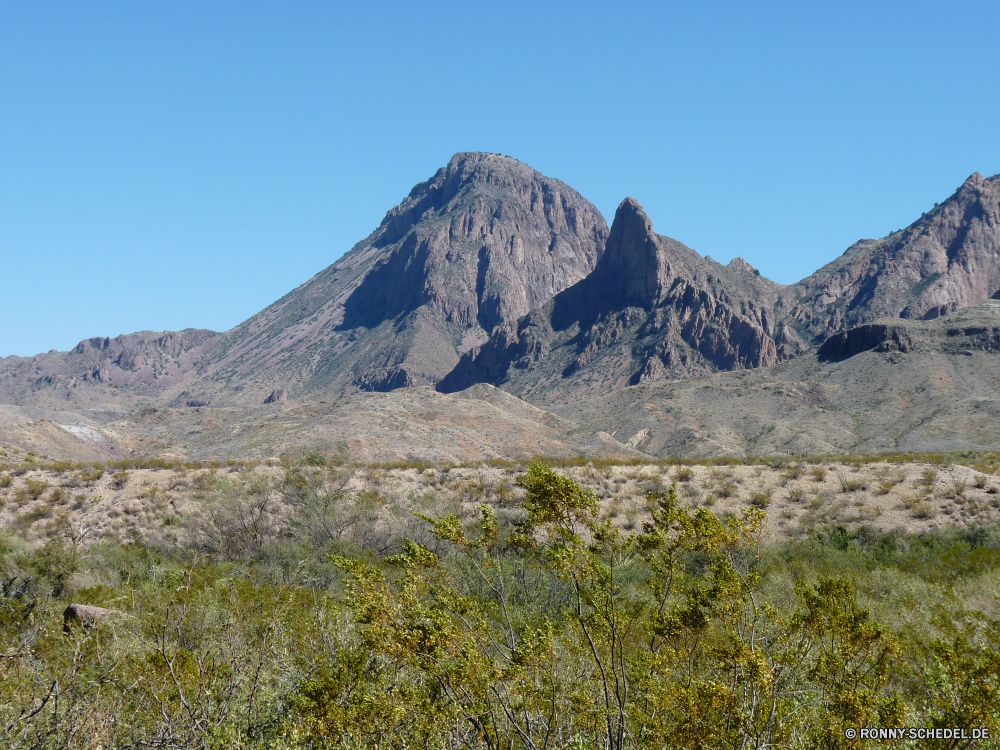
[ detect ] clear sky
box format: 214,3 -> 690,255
2,1 -> 998,357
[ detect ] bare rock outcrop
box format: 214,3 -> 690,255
63,603 -> 128,633
440,198 -> 802,400
264,388 -> 288,404
789,172 -> 1000,342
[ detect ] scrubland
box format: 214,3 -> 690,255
0,451 -> 996,748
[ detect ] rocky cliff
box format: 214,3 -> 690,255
0,329 -> 221,410
196,153 -> 609,399
439,198 -> 804,401
789,172 -> 1000,341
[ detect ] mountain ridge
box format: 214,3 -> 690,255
3,158 -> 1000,418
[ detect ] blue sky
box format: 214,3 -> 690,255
2,1 -> 998,357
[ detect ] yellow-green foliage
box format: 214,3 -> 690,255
0,463 -> 996,748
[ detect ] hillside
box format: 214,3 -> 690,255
192,152 -> 608,400
439,197 -> 805,400
553,301 -> 1000,457
788,171 -> 1000,341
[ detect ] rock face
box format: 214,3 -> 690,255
264,388 -> 288,404
439,198 -> 804,401
789,172 -> 1000,341
197,153 -> 609,400
0,329 -> 221,409
63,603 -> 127,633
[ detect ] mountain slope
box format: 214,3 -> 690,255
788,172 -> 1000,341
195,153 -> 609,400
551,301 -> 1000,457
0,329 -> 222,410
439,197 -> 804,401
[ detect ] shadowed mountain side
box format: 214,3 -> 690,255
439,197 -> 805,401
550,302 -> 1000,457
788,172 -> 1000,341
193,153 -> 609,400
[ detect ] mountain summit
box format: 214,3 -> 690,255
789,172 -> 1000,341
196,153 -> 609,398
438,197 -> 801,400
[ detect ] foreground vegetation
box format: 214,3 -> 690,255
0,460 -> 997,748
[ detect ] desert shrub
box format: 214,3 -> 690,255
857,504 -> 883,521
675,466 -> 694,482
837,474 -> 868,493
920,468 -> 938,487
782,464 -> 804,481
110,471 -> 129,489
809,466 -> 827,482
788,487 -> 807,503
717,480 -> 738,498
19,479 -> 49,501
913,501 -> 938,519
750,491 -> 772,508
0,474 -> 11,488
80,466 -> 105,483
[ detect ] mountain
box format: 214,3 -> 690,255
788,172 -> 1000,341
0,329 -> 222,411
440,172 -> 1000,401
192,153 -> 609,400
3,159 -> 999,426
438,197 -> 805,401
550,301 -> 1000,458
7,303 -> 1000,464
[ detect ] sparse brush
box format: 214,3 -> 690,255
674,466 -> 694,483
111,471 -> 129,490
838,475 -> 868,493
875,481 -> 897,496
809,467 -> 826,482
857,503 -> 883,521
898,493 -> 921,510
912,501 -> 938,519
80,467 -> 105,484
954,481 -> 967,497
788,487 -> 806,503
750,492 -> 771,509
25,479 -> 49,500
974,474 -> 988,489
716,481 -> 738,499
0,474 -> 11,488
920,468 -> 938,487
782,465 -> 805,482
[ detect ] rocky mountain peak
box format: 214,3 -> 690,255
594,197 -> 666,308
789,171 -> 1000,340
727,257 -> 759,275
188,153 -> 609,399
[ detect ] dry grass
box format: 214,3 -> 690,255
0,458 -> 997,547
